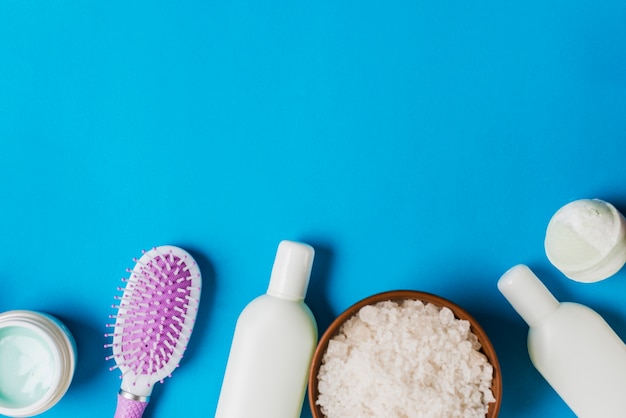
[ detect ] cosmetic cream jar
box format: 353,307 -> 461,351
0,310 -> 77,417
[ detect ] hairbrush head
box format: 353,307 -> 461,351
105,245 -> 202,399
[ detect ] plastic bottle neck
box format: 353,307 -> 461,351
267,241 -> 315,301
498,265 -> 560,327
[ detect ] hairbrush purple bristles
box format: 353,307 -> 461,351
105,245 -> 201,418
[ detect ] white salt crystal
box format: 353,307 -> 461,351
358,305 -> 379,325
326,339 -> 348,358
317,300 -> 495,418
439,307 -> 455,325
458,340 -> 473,354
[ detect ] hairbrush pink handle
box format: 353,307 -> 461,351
114,393 -> 148,418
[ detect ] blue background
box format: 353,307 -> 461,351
1,1 -> 625,417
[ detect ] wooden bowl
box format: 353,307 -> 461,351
308,290 -> 502,418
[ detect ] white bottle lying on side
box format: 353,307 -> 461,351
215,240 -> 318,418
498,264 -> 626,418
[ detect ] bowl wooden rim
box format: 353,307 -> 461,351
308,290 -> 502,418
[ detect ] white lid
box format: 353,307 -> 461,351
498,264 -> 560,327
545,199 -> 626,283
267,240 -> 315,301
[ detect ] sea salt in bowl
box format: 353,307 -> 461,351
308,290 -> 502,418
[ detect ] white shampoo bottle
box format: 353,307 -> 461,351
498,264 -> 626,417
215,240 -> 318,418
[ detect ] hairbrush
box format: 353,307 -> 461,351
105,245 -> 201,418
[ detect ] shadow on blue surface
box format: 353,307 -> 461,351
303,240 -> 336,418
304,241 -> 337,336
56,313 -> 103,386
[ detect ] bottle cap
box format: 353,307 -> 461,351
498,265 -> 559,327
267,240 -> 315,301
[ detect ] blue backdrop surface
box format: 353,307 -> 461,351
1,1 -> 626,417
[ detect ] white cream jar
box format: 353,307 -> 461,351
0,310 -> 76,417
